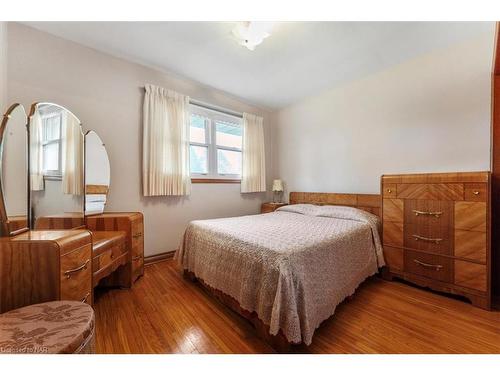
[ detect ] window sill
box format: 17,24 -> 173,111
191,178 -> 241,184
44,175 -> 62,181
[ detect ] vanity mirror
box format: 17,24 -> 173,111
0,103 -> 29,236
85,130 -> 110,215
28,103 -> 85,229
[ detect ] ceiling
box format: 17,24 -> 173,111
23,22 -> 494,110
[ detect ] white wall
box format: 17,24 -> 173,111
0,22 -> 7,113
274,32 -> 494,196
8,23 -> 273,256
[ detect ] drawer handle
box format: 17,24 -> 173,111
413,210 -> 442,218
132,255 -> 143,261
81,292 -> 90,303
64,259 -> 90,279
412,234 -> 442,244
387,189 -> 392,193
413,259 -> 443,271
132,233 -> 143,239
473,191 -> 480,195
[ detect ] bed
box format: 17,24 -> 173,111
175,192 -> 384,351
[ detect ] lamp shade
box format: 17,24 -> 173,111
272,179 -> 284,192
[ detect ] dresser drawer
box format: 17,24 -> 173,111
404,223 -> 453,255
60,245 -> 92,304
404,250 -> 453,283
404,200 -> 453,227
464,183 -> 487,202
397,183 -> 464,201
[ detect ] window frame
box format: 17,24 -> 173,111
41,111 -> 63,179
189,105 -> 243,181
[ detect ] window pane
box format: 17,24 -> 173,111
43,115 -> 61,142
43,143 -> 59,172
190,145 -> 208,174
216,121 -> 242,149
217,149 -> 242,175
190,114 -> 206,144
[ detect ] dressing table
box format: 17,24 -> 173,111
0,102 -> 143,313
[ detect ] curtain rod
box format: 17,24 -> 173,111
142,85 -> 243,119
189,99 -> 243,119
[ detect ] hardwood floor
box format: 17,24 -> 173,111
94,259 -> 500,354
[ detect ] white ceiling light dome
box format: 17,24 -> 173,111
232,21 -> 274,51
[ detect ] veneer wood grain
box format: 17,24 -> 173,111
454,202 -> 487,232
383,199 -> 404,222
397,183 -> 464,201
381,172 -> 491,309
454,260 -> 487,292
383,221 -> 403,247
382,246 -> 404,271
454,230 -> 487,263
0,230 -> 93,313
289,192 -> 381,217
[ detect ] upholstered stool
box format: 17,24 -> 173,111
0,301 -> 95,354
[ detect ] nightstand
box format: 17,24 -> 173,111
261,202 -> 288,214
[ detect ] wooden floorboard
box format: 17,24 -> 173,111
94,259 -> 500,354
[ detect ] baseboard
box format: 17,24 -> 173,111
144,250 -> 176,265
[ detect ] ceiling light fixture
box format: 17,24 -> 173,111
232,21 -> 274,51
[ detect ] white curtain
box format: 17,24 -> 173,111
29,111 -> 44,191
61,112 -> 84,195
241,113 -> 266,193
143,84 -> 191,196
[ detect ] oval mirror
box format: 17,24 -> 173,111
0,104 -> 29,236
29,103 -> 85,229
85,131 -> 110,215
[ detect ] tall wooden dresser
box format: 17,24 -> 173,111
381,172 -> 491,309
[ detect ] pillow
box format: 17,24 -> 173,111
275,204 -> 320,216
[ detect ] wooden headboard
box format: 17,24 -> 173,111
289,192 -> 381,217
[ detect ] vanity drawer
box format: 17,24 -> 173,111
60,244 -> 92,304
404,250 -> 453,283
130,216 -> 144,282
464,183 -> 487,202
131,250 -> 144,281
93,242 -> 127,272
131,219 -> 144,248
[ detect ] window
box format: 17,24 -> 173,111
189,106 -> 243,179
41,111 -> 63,177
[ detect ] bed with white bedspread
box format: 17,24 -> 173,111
176,204 -> 384,346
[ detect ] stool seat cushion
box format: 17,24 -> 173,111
0,301 -> 95,354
